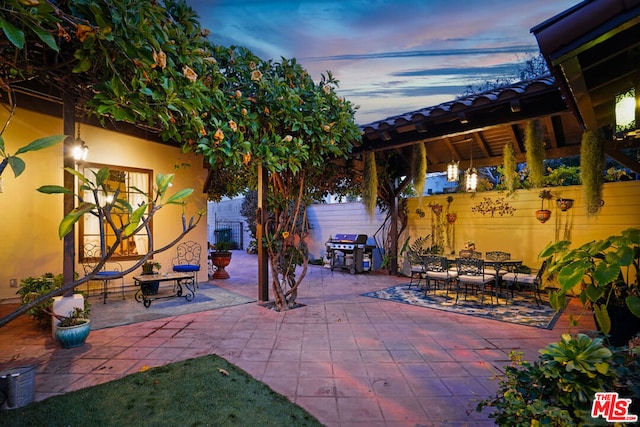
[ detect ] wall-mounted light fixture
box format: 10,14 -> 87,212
446,159 -> 459,182
615,88 -> 637,137
72,125 -> 89,161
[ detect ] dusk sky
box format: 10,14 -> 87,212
190,0 -> 580,124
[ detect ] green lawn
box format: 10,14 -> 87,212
2,355 -> 322,426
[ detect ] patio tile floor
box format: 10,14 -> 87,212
0,250 -> 594,426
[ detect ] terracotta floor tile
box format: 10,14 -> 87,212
0,251 -> 586,426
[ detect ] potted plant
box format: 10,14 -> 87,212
141,260 -> 161,275
209,241 -> 232,279
536,189 -> 552,223
17,273 -> 87,327
140,261 -> 161,295
48,306 -> 91,349
539,227 -> 640,346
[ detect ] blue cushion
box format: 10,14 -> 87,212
96,271 -> 119,277
173,264 -> 200,272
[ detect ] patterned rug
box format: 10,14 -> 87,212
89,283 -> 255,330
361,283 -> 563,329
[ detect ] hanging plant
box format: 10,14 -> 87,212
524,119 -> 545,188
502,141 -> 518,194
363,151 -> 378,217
411,142 -> 427,197
580,128 -> 606,215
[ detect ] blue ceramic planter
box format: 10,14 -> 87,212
55,320 -> 91,348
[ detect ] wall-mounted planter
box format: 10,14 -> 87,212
556,198 -> 574,211
536,209 -> 552,223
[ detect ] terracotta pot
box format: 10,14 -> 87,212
556,198 -> 574,211
210,252 -> 232,279
536,209 -> 551,223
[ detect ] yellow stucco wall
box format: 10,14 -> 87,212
0,107 -> 208,300
405,181 -> 640,270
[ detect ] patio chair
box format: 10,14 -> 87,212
484,251 -> 511,279
485,251 -> 511,261
455,257 -> 496,305
459,250 -> 482,259
81,243 -> 125,304
406,248 -> 426,290
502,260 -> 547,306
172,241 -> 202,286
423,254 -> 457,296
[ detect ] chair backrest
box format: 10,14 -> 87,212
456,257 -> 485,276
534,259 -> 548,282
81,242 -> 122,275
173,241 -> 201,266
81,242 -> 106,274
485,251 -> 511,261
459,250 -> 483,259
423,255 -> 448,272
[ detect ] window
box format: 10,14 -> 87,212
79,163 -> 153,261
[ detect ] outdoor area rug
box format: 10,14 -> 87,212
361,283 -> 564,329
89,284 -> 255,330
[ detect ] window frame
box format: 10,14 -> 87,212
78,162 -> 153,262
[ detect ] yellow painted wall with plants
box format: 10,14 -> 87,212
0,107 -> 208,300
405,181 -> 640,272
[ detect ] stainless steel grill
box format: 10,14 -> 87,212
326,234 -> 374,274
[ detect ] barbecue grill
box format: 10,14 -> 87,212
326,234 -> 375,274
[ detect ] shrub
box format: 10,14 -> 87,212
17,273 -> 88,326
477,333 -> 622,426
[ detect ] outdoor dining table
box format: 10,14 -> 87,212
133,272 -> 196,308
444,256 -> 523,302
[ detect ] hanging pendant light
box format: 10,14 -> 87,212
464,142 -> 477,192
446,160 -> 459,182
465,167 -> 478,192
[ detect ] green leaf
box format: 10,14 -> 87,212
626,296 -> 640,318
593,263 -> 620,286
95,168 -> 110,187
72,57 -> 92,73
37,185 -> 73,195
58,202 -> 95,239
584,283 -> 605,303
557,260 -> 588,291
0,17 -> 25,49
7,156 -> 25,177
30,24 -> 59,52
14,135 -> 66,155
64,167 -> 91,185
123,204 -> 147,237
156,173 -> 174,193
593,304 -> 611,335
165,188 -> 193,204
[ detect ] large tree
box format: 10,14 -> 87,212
0,0 -> 362,312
